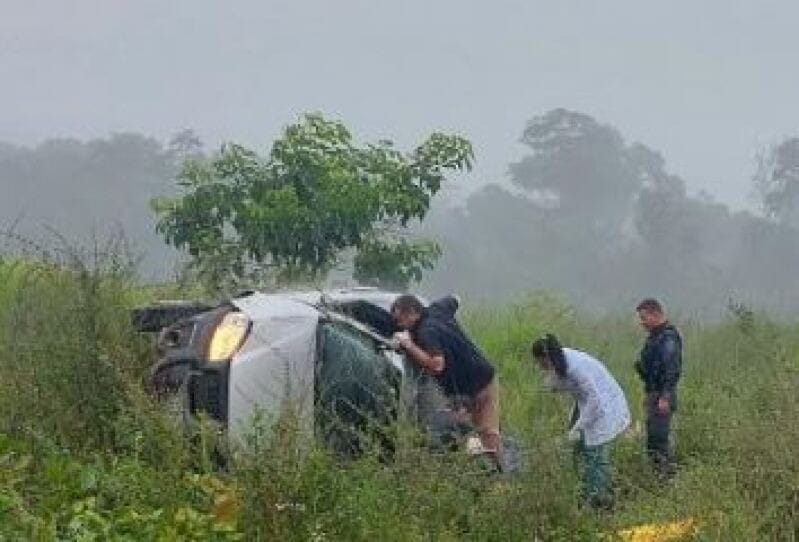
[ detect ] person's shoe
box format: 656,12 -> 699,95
596,494 -> 615,512
654,460 -> 677,481
577,489 -> 614,513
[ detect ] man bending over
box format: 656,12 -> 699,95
391,295 -> 502,466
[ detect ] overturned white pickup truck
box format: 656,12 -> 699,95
133,288 -> 466,458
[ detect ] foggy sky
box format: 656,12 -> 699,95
2,0 -> 798,210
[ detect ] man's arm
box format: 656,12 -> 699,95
657,335 -> 681,412
400,337 -> 445,375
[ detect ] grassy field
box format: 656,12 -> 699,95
1,259 -> 798,540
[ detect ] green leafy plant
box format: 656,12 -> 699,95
154,113 -> 473,292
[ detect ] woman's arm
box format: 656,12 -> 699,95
544,373 -> 578,393
570,367 -> 604,433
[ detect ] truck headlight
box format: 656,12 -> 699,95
208,311 -> 251,362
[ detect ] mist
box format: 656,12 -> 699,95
2,1 -> 799,314
420,109 -> 799,316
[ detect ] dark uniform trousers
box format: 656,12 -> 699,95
644,392 -> 674,474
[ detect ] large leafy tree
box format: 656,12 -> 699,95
154,114 -> 473,291
508,108 -> 642,229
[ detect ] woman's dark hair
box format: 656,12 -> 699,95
531,333 -> 568,378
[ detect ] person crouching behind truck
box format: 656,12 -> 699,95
391,294 -> 502,469
531,334 -> 630,509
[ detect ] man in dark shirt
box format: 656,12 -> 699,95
391,294 -> 501,465
635,298 -> 682,476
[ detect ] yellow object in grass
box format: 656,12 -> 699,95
616,518 -> 697,542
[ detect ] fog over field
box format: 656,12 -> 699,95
2,1 -> 799,314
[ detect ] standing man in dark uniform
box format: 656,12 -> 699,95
635,298 -> 682,476
390,294 -> 502,466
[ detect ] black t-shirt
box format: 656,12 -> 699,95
412,297 -> 495,398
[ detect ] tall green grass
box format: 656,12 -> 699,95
1,258 -> 798,540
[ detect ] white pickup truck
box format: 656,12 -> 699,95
132,288 -> 472,461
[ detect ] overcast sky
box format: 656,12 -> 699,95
2,0 -> 798,209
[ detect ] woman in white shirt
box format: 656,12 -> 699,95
531,334 -> 630,509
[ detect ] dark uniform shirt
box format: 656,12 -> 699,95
412,296 -> 495,398
636,322 -> 682,406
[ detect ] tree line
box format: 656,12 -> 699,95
422,109 -> 799,314
1,110 -> 797,314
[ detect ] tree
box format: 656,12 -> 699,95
154,113 -> 473,291
754,137 -> 799,227
167,129 -> 204,161
352,238 -> 441,290
508,108 -> 642,229
0,134 -> 179,277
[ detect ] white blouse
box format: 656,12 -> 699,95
545,348 -> 631,447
